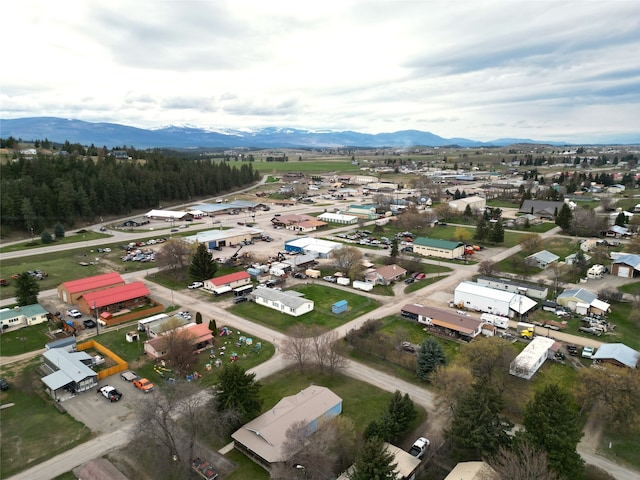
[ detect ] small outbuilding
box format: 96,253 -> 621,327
509,337 -> 557,380
332,300 -> 348,314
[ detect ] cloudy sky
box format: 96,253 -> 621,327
3,0 -> 639,143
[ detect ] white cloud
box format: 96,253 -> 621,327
1,0 -> 639,142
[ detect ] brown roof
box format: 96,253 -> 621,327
75,458 -> 129,480
232,386 -> 342,464
401,304 -> 482,335
375,264 -> 407,280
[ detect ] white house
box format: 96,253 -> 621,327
453,282 -> 537,318
251,288 -> 314,317
0,304 -> 49,330
509,337 -> 557,380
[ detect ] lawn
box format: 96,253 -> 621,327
230,284 -> 379,332
600,428 -> 640,471
0,229 -> 110,254
495,236 -> 581,276
0,321 -> 64,356
93,324 -> 275,389
0,361 -> 93,478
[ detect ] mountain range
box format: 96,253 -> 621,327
0,116 -> 585,149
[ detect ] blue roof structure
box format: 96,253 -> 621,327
592,343 -> 639,368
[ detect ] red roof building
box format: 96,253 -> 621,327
79,282 -> 150,316
203,271 -> 251,291
57,272 -> 125,305
144,323 -> 213,359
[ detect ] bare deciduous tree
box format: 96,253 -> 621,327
478,260 -> 496,276
488,440 -> 558,480
431,364 -> 474,417
331,246 -> 365,280
160,322 -> 199,375
156,237 -> 191,271
518,233 -> 542,255
281,324 -> 313,372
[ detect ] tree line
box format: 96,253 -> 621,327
0,149 -> 260,233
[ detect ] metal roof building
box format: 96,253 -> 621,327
592,343 -> 639,368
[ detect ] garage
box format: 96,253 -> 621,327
616,266 -> 631,278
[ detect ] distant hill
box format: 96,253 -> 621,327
0,117 -> 574,149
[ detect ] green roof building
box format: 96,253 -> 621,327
413,237 -> 465,259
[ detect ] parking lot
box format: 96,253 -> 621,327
63,374 -> 149,434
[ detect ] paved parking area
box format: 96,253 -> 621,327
63,374 -> 150,434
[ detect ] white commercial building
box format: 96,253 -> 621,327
453,281 -> 537,318
509,337 -> 556,380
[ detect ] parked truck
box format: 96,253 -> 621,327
517,321 -> 536,339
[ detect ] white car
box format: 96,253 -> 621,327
408,437 -> 430,459
188,282 -> 203,289
582,346 -> 596,359
66,309 -> 82,318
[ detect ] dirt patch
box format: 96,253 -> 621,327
579,408 -> 606,454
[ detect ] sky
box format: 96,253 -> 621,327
2,0 -> 639,143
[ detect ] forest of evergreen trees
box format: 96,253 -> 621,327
0,148 -> 261,233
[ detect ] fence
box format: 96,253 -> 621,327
77,339 -> 129,380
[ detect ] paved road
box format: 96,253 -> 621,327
4,216 -> 640,479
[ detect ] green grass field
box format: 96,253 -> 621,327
230,284 -> 379,332
0,362 -> 93,478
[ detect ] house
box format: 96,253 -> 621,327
144,323 -> 213,359
509,337 -> 558,380
448,195 -> 486,213
251,288 -> 314,317
75,458 -> 129,480
519,200 -> 565,219
453,282 -> 537,318
41,348 -> 98,401
444,462 -> 497,480
232,386 -> 342,469
556,288 -> 610,316
0,304 -> 49,330
271,213 -> 316,229
612,254 -> 640,278
476,276 -> 548,300
401,304 -> 483,340
57,272 -> 125,304
79,282 -> 151,320
366,264 -> 407,285
514,213 -> 540,226
147,314 -> 193,339
602,224 -> 630,238
413,237 -> 465,260
592,343 -> 639,368
565,252 -> 592,265
525,250 -> 559,269
337,443 -> 421,480
203,271 -> 251,292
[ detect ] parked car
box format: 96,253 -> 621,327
402,341 -> 415,353
0,377 -> 9,391
133,377 -> 154,393
66,309 -> 82,318
323,276 -> 337,283
408,437 -> 430,459
188,281 -> 204,289
404,277 -> 415,284
120,370 -> 139,382
415,273 -> 426,280
83,319 -> 97,329
582,346 -> 596,359
233,296 -> 249,304
98,385 -> 122,402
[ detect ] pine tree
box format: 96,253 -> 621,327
348,437 -> 398,480
54,223 -> 65,238
555,203 -> 573,231
41,230 -> 53,244
214,364 -> 262,425
15,272 -> 40,306
417,337 -> 446,382
189,243 -> 217,282
446,382 -> 512,460
385,391 -> 417,441
474,217 -> 490,241
390,238 -> 399,258
489,219 -> 505,244
522,384 -> 584,479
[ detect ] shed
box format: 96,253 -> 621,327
332,300 -> 348,314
